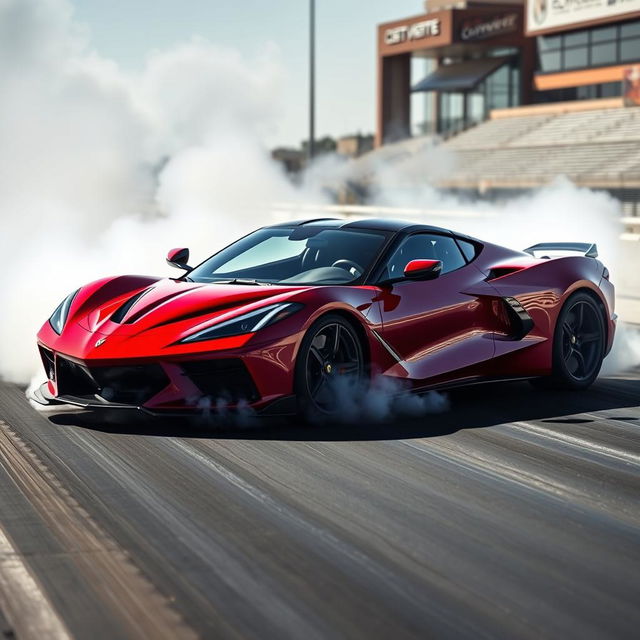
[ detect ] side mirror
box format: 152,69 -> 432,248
404,259 -> 442,281
167,247 -> 192,271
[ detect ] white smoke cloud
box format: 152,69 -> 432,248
327,375 -> 450,424
2,0 -> 637,399
0,0 -> 305,383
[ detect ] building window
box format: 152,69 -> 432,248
621,38 -> 640,62
537,19 -> 640,73
591,42 -> 617,66
591,26 -> 616,42
534,81 -> 622,103
436,57 -> 520,135
621,21 -> 640,38
540,50 -> 561,71
564,46 -> 588,69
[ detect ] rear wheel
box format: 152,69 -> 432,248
295,314 -> 365,419
531,291 -> 605,390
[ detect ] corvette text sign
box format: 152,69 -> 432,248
459,13 -> 519,41
384,19 -> 441,46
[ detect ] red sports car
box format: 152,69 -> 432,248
34,218 -> 616,418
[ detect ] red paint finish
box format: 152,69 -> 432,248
376,263 -> 498,383
35,223 -> 616,415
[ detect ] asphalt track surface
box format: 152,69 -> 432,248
0,370 -> 639,639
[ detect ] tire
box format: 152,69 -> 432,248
531,291 -> 606,391
294,314 -> 365,420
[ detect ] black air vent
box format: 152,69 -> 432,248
56,358 -> 100,396
111,289 -> 149,323
501,297 -> 534,340
38,346 -> 56,380
487,266 -> 523,281
180,359 -> 259,402
90,364 -> 169,404
55,357 -> 170,405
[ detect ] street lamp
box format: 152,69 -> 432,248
308,0 -> 316,161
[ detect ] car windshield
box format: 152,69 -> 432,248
188,226 -> 390,285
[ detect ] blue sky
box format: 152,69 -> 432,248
72,0 -> 423,147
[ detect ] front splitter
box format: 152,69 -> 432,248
28,382 -> 297,417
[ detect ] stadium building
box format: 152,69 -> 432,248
373,0 -> 640,215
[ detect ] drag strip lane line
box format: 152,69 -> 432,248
400,439 -> 585,503
509,421 -> 640,466
0,420 -> 196,640
398,438 -> 640,534
170,438 -> 492,640
0,525 -> 71,640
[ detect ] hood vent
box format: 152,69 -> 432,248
147,294 -> 273,330
111,289 -> 150,324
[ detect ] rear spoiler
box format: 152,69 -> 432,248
523,242 -> 598,259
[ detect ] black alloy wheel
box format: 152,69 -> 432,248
533,291 -> 606,390
561,299 -> 603,381
295,314 -> 365,417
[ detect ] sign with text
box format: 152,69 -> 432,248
527,0 -> 640,34
384,19 -> 441,46
459,13 -> 519,41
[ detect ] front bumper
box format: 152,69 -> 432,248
36,336 -> 300,416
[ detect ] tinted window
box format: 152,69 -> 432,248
189,227 -> 389,285
601,82 -> 621,97
540,50 -> 561,72
456,238 -> 480,262
591,42 -> 617,65
577,84 -> 597,99
538,35 -> 561,51
621,38 -> 640,62
564,31 -> 588,47
383,234 -> 466,280
564,46 -> 588,69
621,21 -> 640,38
536,23 -> 640,72
592,26 -> 617,42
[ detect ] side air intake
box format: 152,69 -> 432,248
502,297 -> 534,340
487,266 -> 525,281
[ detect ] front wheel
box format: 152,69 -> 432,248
531,291 -> 606,390
294,314 -> 365,419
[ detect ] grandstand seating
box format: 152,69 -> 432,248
349,101 -> 640,217
428,104 -> 640,188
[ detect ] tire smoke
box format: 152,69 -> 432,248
324,375 -> 450,424
2,0 -> 638,393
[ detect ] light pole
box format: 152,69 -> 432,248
308,0 -> 316,162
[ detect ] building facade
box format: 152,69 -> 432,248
377,0 -> 640,145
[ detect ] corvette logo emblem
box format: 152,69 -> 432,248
95,337 -> 107,347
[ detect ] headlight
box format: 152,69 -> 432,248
181,302 -> 303,343
49,290 -> 79,335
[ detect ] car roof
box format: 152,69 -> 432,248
267,217 -> 453,235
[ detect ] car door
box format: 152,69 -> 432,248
375,232 -> 497,384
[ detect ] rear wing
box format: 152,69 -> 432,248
523,242 -> 598,259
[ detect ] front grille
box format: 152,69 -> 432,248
90,365 -> 169,404
57,358 -> 99,396
180,359 -> 259,403
56,357 -> 169,405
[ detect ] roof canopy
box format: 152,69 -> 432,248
412,56 -> 511,92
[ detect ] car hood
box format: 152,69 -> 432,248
75,278 -> 306,336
